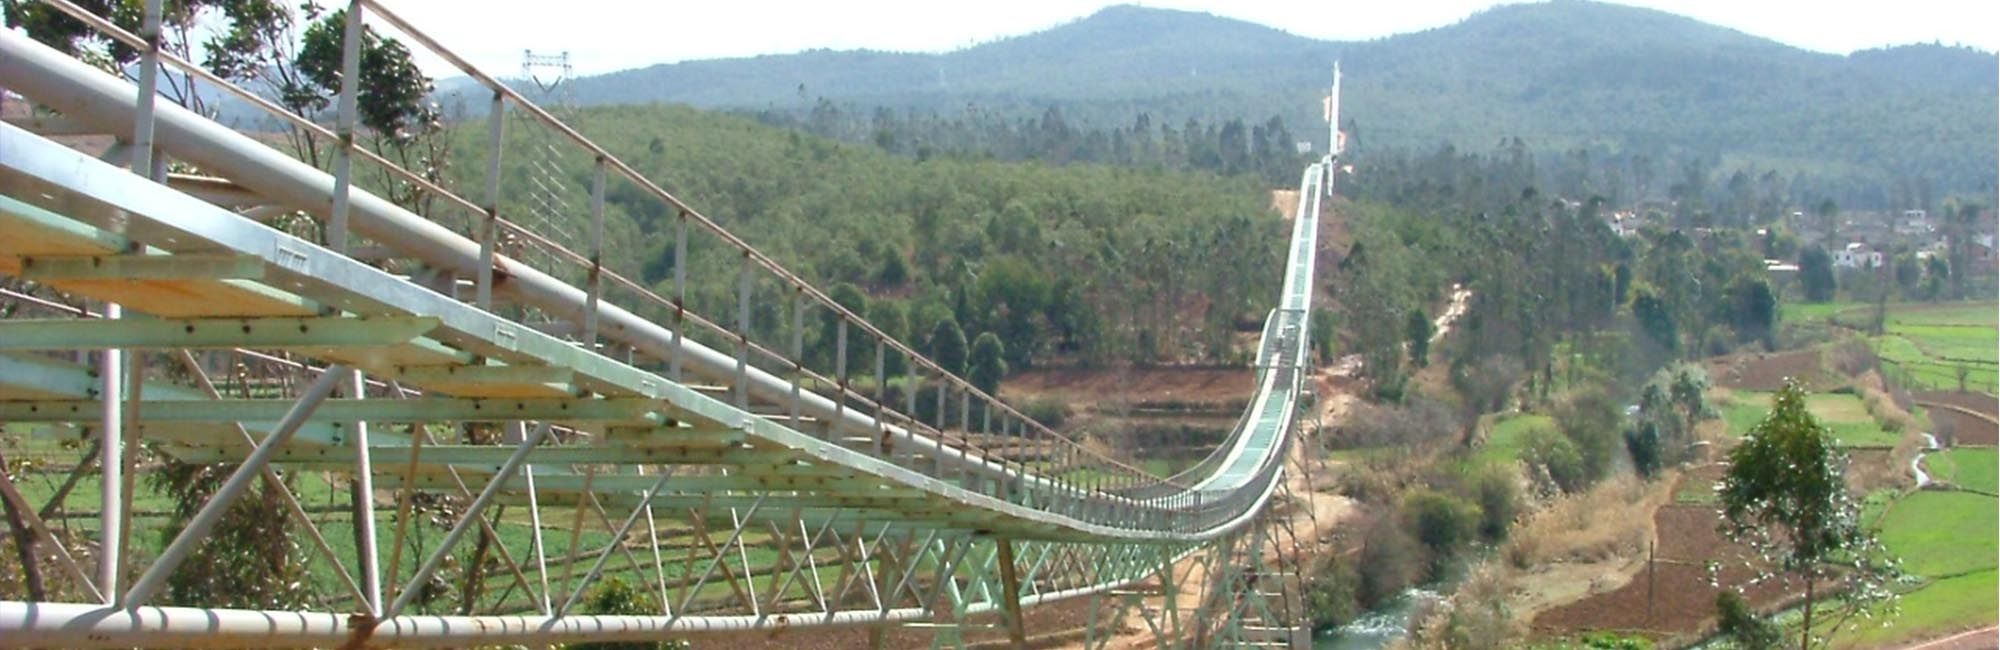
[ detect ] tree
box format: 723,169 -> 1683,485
1922,255 -> 1950,300
1636,363 -> 1711,466
1718,381 -> 1899,650
1625,420 -> 1663,478
1892,253 -> 1922,294
926,315 -> 968,377
1814,198 -> 1839,244
967,332 -> 1007,397
1407,308 -> 1434,367
1725,276 -> 1777,348
1554,388 -> 1623,484
1631,285 -> 1679,352
1798,246 -> 1836,303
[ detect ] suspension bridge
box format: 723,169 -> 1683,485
0,2 -> 1340,647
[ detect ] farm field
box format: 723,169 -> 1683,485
1830,489 -> 2000,647
1778,300 -> 1997,392
1475,412 -> 1553,467
1717,390 -> 1904,448
1923,448 -> 1999,494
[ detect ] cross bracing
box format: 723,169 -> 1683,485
0,1 -> 1337,647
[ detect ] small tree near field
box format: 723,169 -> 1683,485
1717,381 -> 1899,650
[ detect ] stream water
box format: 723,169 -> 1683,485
1912,432 -> 1940,487
1312,588 -> 1444,649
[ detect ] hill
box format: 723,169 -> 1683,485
458,1 -> 1996,206
442,104 -> 1286,371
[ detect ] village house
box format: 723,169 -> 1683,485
1833,242 -> 1884,269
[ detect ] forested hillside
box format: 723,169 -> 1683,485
449,1 -> 1996,208
446,104 -> 1285,371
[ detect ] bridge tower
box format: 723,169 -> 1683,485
513,49 -> 581,273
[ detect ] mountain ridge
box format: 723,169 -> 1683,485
434,1 -> 1995,202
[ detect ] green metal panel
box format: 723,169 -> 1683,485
19,253 -> 267,281
394,363 -> 575,386
0,397 -> 670,425
0,316 -> 441,350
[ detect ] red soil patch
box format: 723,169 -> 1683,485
1914,391 -> 2000,446
1708,349 -> 1831,392
1915,391 -> 2000,416
1533,496 -> 1804,639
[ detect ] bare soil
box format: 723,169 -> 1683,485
1914,391 -> 1999,446
1531,482 -> 1805,640
1271,190 -> 1301,222
1707,348 -> 1835,392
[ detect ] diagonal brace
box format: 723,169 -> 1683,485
122,363 -> 349,607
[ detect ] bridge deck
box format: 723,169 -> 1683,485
0,2 -> 1330,644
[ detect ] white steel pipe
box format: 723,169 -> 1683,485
0,600 -> 930,648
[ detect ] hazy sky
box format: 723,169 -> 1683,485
363,0 -> 2000,78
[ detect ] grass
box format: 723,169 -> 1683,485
1786,486 -> 2000,648
1717,391 -> 1902,447
1877,491 -> 1998,579
1781,301 -> 1868,324
1872,301 -> 1999,391
1474,413 -> 1554,467
1137,457 -> 1197,477
1840,569 -> 1999,648
1674,475 -> 1718,505
1923,448 -> 1999,494
1780,299 -> 1997,391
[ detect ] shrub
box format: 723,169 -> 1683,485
575,577 -> 684,650
1625,420 -> 1662,478
1715,591 -> 1782,650
1329,396 -> 1461,449
1305,554 -> 1361,630
1016,397 -> 1071,430
1403,490 -> 1481,562
1556,388 -> 1624,484
1468,465 -> 1519,542
1830,338 -> 1877,377
1525,426 -> 1588,493
1357,516 -> 1424,609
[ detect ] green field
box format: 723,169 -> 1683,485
1923,448 -> 1999,494
1832,488 -> 2000,647
1838,569 -> 1998,648
1878,490 -> 1998,578
1780,300 -> 1868,324
1718,391 -> 1903,447
1779,300 -> 1997,392
1474,413 -> 1554,467
1874,302 -> 1998,391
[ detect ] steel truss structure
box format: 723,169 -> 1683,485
0,1 -> 1341,647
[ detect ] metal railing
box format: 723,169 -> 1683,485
2,0 -> 1325,539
